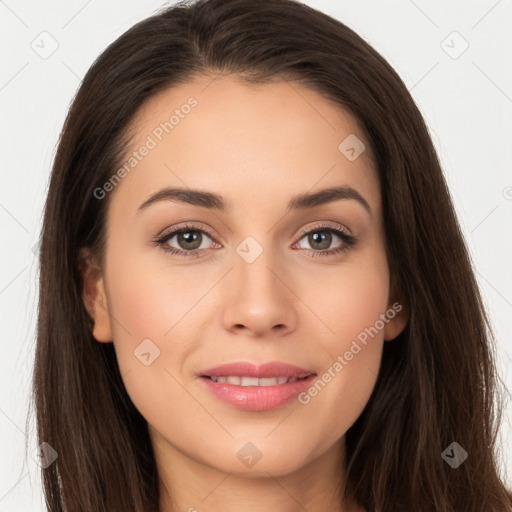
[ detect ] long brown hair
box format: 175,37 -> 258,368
31,0 -> 512,510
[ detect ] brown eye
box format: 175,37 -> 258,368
293,224 -> 358,258
156,224 -> 219,258
161,228 -> 213,252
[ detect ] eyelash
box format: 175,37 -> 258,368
154,222 -> 358,259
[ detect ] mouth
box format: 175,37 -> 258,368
198,361 -> 317,411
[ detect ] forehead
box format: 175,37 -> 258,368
109,74 -> 380,219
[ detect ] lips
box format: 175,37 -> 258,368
199,361 -> 317,411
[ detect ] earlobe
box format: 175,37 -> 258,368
79,249 -> 113,343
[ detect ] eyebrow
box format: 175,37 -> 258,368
137,185 -> 372,215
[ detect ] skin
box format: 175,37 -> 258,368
82,73 -> 408,512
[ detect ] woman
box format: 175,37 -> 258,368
32,0 -> 512,510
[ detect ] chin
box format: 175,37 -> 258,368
205,443 -> 312,478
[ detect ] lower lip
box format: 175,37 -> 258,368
200,375 -> 316,411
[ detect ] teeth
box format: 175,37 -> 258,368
209,376 -> 303,386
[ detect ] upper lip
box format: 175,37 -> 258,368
200,361 -> 316,379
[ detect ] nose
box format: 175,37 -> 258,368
221,249 -> 298,338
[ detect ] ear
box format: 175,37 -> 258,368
79,248 -> 113,343
384,274 -> 409,342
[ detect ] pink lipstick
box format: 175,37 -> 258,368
199,361 -> 317,411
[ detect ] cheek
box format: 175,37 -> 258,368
104,253 -> 201,425
300,256 -> 390,355
293,257 -> 388,440
106,247 -> 204,343
103,244 -> 203,383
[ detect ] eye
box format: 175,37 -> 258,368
155,224 -> 219,258
292,223 -> 357,257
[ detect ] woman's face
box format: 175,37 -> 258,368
83,74 -> 407,479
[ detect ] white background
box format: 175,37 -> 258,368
1,0 -> 511,509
